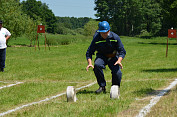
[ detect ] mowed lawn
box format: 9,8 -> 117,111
0,35 -> 176,117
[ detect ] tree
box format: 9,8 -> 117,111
21,0 -> 57,33
94,0 -> 110,21
24,15 -> 41,46
0,0 -> 40,46
55,17 -> 92,35
94,0 -> 163,36
84,20 -> 99,36
160,0 -> 177,35
139,0 -> 162,36
56,17 -> 91,29
0,0 -> 26,38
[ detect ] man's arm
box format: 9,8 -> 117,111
114,35 -> 126,69
86,58 -> 94,71
86,32 -> 98,71
5,29 -> 11,41
6,35 -> 11,41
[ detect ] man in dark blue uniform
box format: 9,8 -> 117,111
86,21 -> 126,94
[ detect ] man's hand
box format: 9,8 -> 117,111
114,61 -> 123,69
86,64 -> 94,72
114,57 -> 123,69
86,58 -> 94,71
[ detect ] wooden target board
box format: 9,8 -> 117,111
35,25 -> 50,51
37,25 -> 45,33
168,29 -> 176,38
166,29 -> 177,57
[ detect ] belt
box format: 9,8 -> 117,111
104,53 -> 116,58
104,50 -> 117,58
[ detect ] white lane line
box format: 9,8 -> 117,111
0,81 -> 15,83
0,82 -> 24,90
136,79 -> 177,117
76,81 -> 96,90
0,81 -> 97,116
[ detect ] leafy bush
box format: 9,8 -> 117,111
45,34 -> 90,46
84,20 -> 99,36
138,30 -> 152,39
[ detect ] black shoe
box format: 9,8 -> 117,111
95,87 -> 106,94
1,68 -> 4,72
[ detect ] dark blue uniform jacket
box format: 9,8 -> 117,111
86,31 -> 126,60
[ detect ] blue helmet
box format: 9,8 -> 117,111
98,21 -> 110,32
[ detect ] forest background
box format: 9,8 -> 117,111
0,0 -> 177,45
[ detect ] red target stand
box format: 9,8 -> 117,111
166,28 -> 176,57
35,25 -> 50,51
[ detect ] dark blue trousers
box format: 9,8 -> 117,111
93,55 -> 122,87
0,48 -> 6,69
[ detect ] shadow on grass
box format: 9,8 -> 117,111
138,42 -> 177,45
134,88 -> 154,96
8,44 -> 33,47
134,88 -> 171,96
142,68 -> 177,72
77,89 -> 109,95
77,90 -> 95,94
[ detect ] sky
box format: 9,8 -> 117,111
20,0 -> 97,19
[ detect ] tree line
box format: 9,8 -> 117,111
94,0 -> 177,36
55,17 -> 92,35
0,0 -> 94,45
1,0 -> 176,41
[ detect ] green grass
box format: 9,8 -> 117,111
0,34 -> 177,116
147,86 -> 177,117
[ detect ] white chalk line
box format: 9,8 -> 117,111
2,79 -> 175,116
76,81 -> 96,91
136,78 -> 177,117
0,81 -> 20,84
0,82 -> 24,90
0,81 -> 97,116
0,81 -> 9,83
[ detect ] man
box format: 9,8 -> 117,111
0,20 -> 11,72
86,21 -> 126,94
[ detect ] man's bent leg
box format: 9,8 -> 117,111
108,57 -> 122,87
112,69 -> 122,87
93,57 -> 107,93
93,57 -> 106,87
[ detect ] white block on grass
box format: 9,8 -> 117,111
66,86 -> 77,102
110,85 -> 120,99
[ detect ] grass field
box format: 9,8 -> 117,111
0,34 -> 177,117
